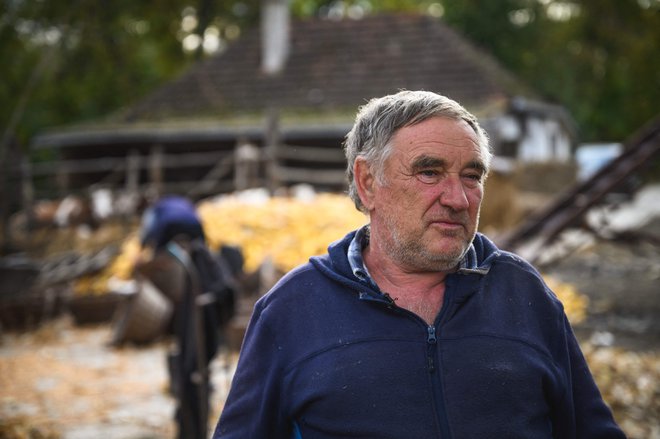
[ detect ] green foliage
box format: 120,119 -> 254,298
1,0 -> 193,149
1,0 -> 658,156
442,0 -> 660,142
565,0 -> 660,141
1,0 -> 262,151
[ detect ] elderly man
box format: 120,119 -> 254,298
212,91 -> 624,438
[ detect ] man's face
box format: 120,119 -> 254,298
366,117 -> 487,272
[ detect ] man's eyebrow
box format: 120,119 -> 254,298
410,155 -> 446,171
466,160 -> 488,174
410,156 -> 487,174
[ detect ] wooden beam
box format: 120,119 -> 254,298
273,165 -> 346,186
28,151 -> 232,176
276,144 -> 346,163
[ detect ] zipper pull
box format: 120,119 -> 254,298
427,325 -> 437,344
427,326 -> 437,373
383,292 -> 397,307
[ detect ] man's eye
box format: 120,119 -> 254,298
463,173 -> 483,183
416,169 -> 442,184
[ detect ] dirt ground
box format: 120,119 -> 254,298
546,235 -> 660,351
543,233 -> 660,438
1,185 -> 659,439
0,319 -> 237,439
542,185 -> 660,352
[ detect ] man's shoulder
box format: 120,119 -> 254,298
257,262 -> 326,305
484,248 -> 567,315
277,262 -> 321,286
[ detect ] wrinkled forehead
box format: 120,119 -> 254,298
390,117 -> 486,160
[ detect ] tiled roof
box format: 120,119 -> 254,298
120,13 -> 530,122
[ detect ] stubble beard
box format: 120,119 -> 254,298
383,211 -> 478,273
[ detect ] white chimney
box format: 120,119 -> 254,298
261,0 -> 290,75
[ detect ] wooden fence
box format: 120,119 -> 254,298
10,141 -> 348,203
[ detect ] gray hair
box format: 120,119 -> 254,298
344,90 -> 491,212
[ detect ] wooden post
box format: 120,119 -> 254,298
20,155 -> 35,232
234,139 -> 260,191
149,145 -> 164,198
126,150 -> 141,195
55,151 -> 70,195
264,109 -> 281,194
0,141 -> 13,250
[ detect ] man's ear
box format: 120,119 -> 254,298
354,157 -> 376,211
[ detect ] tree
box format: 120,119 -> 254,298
0,0 -> 264,153
561,0 -> 660,141
442,0 -> 660,142
2,0 -> 658,155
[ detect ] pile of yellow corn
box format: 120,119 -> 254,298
542,275 -> 589,324
72,236 -> 141,296
72,192 -> 366,295
198,191 -> 367,273
72,191 -> 588,323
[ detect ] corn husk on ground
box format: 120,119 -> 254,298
75,190 -> 589,324
198,190 -> 367,273
72,236 -> 141,296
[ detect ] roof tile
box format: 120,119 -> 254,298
121,13 -> 529,122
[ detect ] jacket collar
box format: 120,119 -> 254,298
313,227 -> 500,291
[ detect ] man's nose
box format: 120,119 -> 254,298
439,176 -> 469,211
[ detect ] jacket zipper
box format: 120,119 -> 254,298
360,289 -> 453,437
430,279 -> 462,439
426,321 -> 451,438
427,326 -> 436,372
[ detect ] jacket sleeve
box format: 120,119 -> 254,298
211,299 -> 291,439
564,319 -> 627,438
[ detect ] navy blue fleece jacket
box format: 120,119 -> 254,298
213,231 -> 624,438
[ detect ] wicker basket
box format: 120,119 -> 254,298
111,279 -> 173,345
68,293 -> 122,325
134,252 -> 186,304
0,287 -> 66,331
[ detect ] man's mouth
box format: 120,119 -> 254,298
429,219 -> 465,230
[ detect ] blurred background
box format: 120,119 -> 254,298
1,0 -> 658,438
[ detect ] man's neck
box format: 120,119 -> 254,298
363,243 -> 448,325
